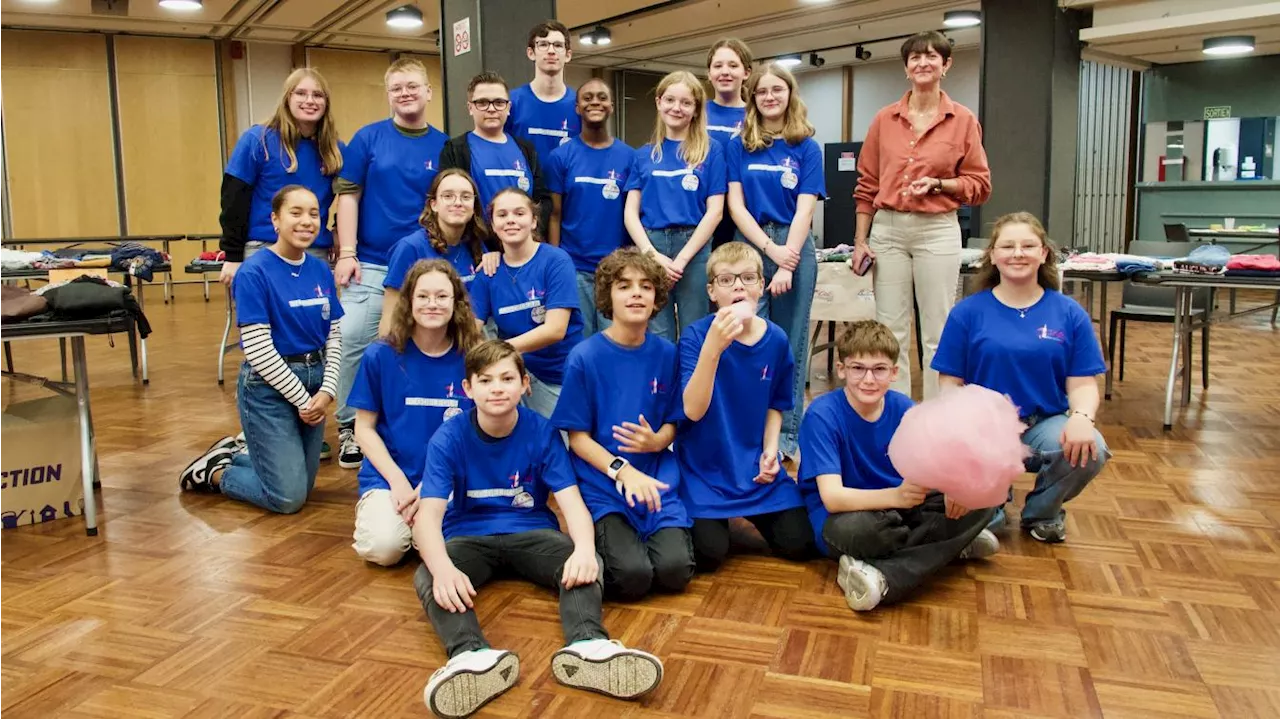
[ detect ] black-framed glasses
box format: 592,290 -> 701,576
470,98 -> 510,111
712,272 -> 762,288
843,363 -> 893,381
534,40 -> 567,52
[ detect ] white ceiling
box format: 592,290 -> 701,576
0,0 -> 1276,68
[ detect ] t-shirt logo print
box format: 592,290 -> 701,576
509,468 -> 535,508
1037,325 -> 1066,343
760,364 -> 771,381
424,160 -> 434,171
650,377 -> 667,395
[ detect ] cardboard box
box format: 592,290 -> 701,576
812,262 -> 876,323
2,396 -> 85,529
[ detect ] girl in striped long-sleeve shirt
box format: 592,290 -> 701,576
179,185 -> 343,514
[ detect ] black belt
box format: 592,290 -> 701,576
282,349 -> 325,364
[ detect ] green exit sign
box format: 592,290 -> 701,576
1203,106 -> 1232,120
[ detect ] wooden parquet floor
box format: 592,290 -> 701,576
2,284 -> 1279,718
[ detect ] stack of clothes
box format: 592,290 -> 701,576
4,275 -> 152,337
0,243 -> 168,279
1225,254 -> 1280,278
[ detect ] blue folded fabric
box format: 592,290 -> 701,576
1186,244 -> 1231,268
1114,257 -> 1157,275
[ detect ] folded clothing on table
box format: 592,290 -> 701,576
1225,254 -> 1280,272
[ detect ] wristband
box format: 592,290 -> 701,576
607,456 -> 629,481
1070,410 -> 1094,423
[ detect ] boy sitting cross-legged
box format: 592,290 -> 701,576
552,248 -> 695,601
413,339 -> 662,718
798,320 -> 1000,612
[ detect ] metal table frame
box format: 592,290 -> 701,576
183,262 -> 238,384
1132,272 -> 1280,430
1,315 -> 134,536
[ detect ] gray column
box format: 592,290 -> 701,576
439,0 -> 556,135
977,0 -> 1084,243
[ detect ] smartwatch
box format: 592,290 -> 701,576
606,456 -> 630,481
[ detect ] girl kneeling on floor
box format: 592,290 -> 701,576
180,185 -> 342,514
349,259 -> 481,565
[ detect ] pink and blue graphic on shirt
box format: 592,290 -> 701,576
1037,325 -> 1066,343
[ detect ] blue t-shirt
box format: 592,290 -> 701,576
346,340 -> 472,495
224,125 -> 341,248
931,289 -> 1107,419
551,332 -> 689,539
545,138 -> 635,273
233,249 -> 343,356
420,406 -> 576,540
383,229 -> 479,292
798,389 -> 913,557
467,133 -> 534,213
675,315 -> 802,519
505,84 -> 580,161
624,140 -> 727,230
469,244 -> 584,385
727,137 -> 826,226
338,119 -> 448,265
705,102 -> 746,146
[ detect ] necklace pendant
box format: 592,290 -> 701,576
1019,309 -> 1026,318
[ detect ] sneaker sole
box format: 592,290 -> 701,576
550,648 -> 662,700
836,555 -> 882,612
426,651 -> 519,719
338,458 -> 362,469
320,449 -> 333,460
960,530 -> 1000,560
1028,527 -> 1066,544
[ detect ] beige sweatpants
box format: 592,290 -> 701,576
352,489 -> 414,566
868,209 -> 962,400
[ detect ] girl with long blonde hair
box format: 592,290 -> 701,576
622,71 -> 726,341
726,61 -> 824,459
219,68 -> 343,285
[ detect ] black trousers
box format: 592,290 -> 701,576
413,529 -> 607,658
691,506 -> 815,572
595,513 -> 696,601
822,493 -> 993,605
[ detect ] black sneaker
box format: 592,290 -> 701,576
338,427 -> 363,469
179,436 -> 237,493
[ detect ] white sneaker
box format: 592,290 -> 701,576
958,529 -> 1000,560
837,555 -> 887,611
550,638 -> 662,700
423,648 -> 519,718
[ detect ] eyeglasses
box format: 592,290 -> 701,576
470,98 -> 510,111
712,272 -> 762,288
437,192 -> 475,205
753,87 -> 788,98
534,40 -> 567,52
292,89 -> 327,101
843,363 -> 893,381
415,294 -> 454,307
993,243 -> 1043,255
388,82 -> 425,96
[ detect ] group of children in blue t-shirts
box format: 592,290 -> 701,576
185,20 -> 1112,718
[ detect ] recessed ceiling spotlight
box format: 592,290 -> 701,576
943,10 -> 981,28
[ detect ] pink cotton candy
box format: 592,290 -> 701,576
887,384 -> 1027,509
728,300 -> 756,322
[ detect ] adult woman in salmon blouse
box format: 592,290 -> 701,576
851,30 -> 991,400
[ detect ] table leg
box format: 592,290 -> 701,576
3,341 -> 12,373
1181,289 -> 1193,406
71,337 -> 98,536
827,321 -> 835,378
1163,287 -> 1185,430
59,337 -> 69,382
219,291 -> 233,385
136,278 -> 150,384
1099,281 -> 1112,400
162,239 -> 172,304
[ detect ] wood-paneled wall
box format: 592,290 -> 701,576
306,49 -> 394,144
1,31 -> 119,238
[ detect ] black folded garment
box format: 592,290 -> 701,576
41,276 -> 152,338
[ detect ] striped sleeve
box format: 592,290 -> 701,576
241,323 -> 311,408
319,319 -> 342,399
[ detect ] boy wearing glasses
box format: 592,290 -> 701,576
675,242 -> 815,571
507,21 -> 581,161
798,320 -> 999,614
439,72 -> 550,218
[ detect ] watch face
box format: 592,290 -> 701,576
609,458 -> 626,471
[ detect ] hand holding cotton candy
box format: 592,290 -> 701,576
886,384 -> 1027,509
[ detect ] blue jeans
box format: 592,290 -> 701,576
525,372 -> 562,419
646,227 -> 710,343
1015,412 -> 1110,526
336,262 -> 388,427
741,225 -> 817,457
221,360 -> 326,513
576,271 -> 611,339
